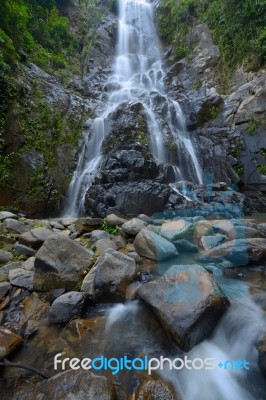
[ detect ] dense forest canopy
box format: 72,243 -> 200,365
157,0 -> 266,71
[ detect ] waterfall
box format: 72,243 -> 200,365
64,0 -> 202,216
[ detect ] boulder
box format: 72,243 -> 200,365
138,214 -> 153,223
134,229 -> 178,261
111,234 -> 127,249
212,220 -> 256,241
199,238 -> 266,265
200,234 -> 226,250
0,327 -> 23,358
0,212 -> 19,221
193,220 -> 214,248
33,234 -> 94,291
75,218 -> 102,234
127,251 -> 142,262
174,239 -> 198,253
94,238 -> 117,254
93,249 -> 137,302
10,369 -> 116,400
0,250 -> 13,264
22,256 -> 35,271
85,181 -> 174,218
121,218 -> 147,235
90,230 -> 110,243
48,292 -> 88,324
160,219 -> 193,242
0,261 -> 22,282
0,282 -> 10,300
138,265 -> 229,351
106,214 -> 127,226
50,222 -> 65,230
59,218 -> 78,227
14,242 -> 36,256
19,227 -> 54,250
9,268 -> 34,290
3,219 -> 31,234
81,265 -> 98,297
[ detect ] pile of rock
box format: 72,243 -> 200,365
1,210 -> 266,396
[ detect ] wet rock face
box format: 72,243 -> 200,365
102,102 -> 149,155
2,63 -> 95,218
85,181 -> 179,217
138,265 -> 230,352
83,14 -> 117,98
163,23 -> 266,192
83,101 -> 182,217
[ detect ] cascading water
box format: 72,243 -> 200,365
64,0 -> 202,216
104,287 -> 266,400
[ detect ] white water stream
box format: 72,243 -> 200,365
106,290 -> 266,400
64,0 -> 202,216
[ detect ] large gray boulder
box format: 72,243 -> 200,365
160,219 -> 194,242
0,261 -> 22,282
3,219 -> 31,234
90,230 -> 110,243
33,234 -> 94,291
0,211 -> 19,221
93,249 -> 137,302
106,213 -> 127,226
134,229 -> 178,261
75,217 -> 102,234
48,292 -> 88,324
10,369 -> 116,400
19,227 -> 54,249
138,265 -> 229,351
94,238 -> 117,254
121,218 -> 147,235
9,268 -> 34,290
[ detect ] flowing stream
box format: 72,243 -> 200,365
105,280 -> 266,400
64,0 -> 202,216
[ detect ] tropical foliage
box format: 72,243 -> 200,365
157,0 -> 266,71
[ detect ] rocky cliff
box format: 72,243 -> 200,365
163,23 -> 266,192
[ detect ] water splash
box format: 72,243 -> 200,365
163,296 -> 266,400
105,301 -> 139,331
